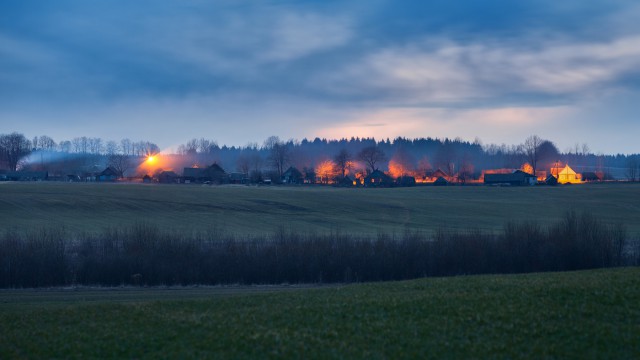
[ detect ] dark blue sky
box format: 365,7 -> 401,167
2,0 -> 639,153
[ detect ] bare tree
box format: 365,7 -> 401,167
333,149 -> 351,178
626,157 -> 639,182
107,154 -> 130,178
38,136 -> 56,150
435,142 -> 456,177
523,135 -> 544,176
0,133 -> 32,171
58,140 -> 71,153
236,153 -> 251,175
264,136 -> 290,177
105,141 -> 119,155
358,146 -> 386,173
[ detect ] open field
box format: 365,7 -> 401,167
0,182 -> 639,235
1,268 -> 638,358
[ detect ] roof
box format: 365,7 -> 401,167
558,165 -> 577,176
207,163 -> 226,174
100,167 -> 119,176
282,166 -> 303,178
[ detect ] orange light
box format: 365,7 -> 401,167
147,156 -> 155,163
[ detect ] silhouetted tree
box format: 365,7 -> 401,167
107,154 -> 130,177
333,149 -> 351,178
0,133 -> 32,171
265,136 -> 290,177
358,146 -> 386,173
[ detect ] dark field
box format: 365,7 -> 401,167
1,182 -> 639,235
1,268 -> 639,358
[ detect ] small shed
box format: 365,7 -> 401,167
142,174 -> 152,183
581,172 -> 602,182
545,175 -> 558,186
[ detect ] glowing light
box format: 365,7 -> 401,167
147,156 -> 155,163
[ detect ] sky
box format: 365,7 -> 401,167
1,0 -> 640,154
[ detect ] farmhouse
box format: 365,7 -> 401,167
336,175 -> 357,187
484,170 -> 536,186
281,167 -> 304,184
183,163 -> 228,184
364,170 -> 393,187
551,164 -> 581,184
96,167 -> 119,182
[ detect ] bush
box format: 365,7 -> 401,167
0,213 -> 637,288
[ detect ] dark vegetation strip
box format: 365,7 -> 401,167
1,212 -> 638,288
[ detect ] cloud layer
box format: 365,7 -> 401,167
1,0 -> 639,153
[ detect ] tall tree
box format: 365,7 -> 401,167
358,146 -> 386,173
107,154 -> 130,178
264,136 -> 290,177
0,133 -> 32,171
523,135 -> 543,176
333,149 -> 351,178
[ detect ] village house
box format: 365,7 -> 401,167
364,170 -> 394,187
335,175 -> 358,187
484,170 -> 537,186
281,167 -> 304,184
551,164 -> 581,184
96,167 -> 119,182
183,163 -> 228,184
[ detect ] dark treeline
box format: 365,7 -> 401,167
1,213 -> 637,288
2,132 -> 639,180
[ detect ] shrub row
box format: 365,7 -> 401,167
0,212 -> 637,287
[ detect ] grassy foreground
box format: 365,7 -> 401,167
1,182 -> 639,235
1,268 -> 639,359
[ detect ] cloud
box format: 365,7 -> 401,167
261,12 -> 353,61
320,34 -> 640,105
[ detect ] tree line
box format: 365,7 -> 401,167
1,132 -> 639,181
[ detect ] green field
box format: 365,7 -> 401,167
1,268 -> 638,358
0,182 -> 639,235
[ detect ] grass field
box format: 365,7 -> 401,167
0,182 -> 639,235
0,268 -> 638,358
